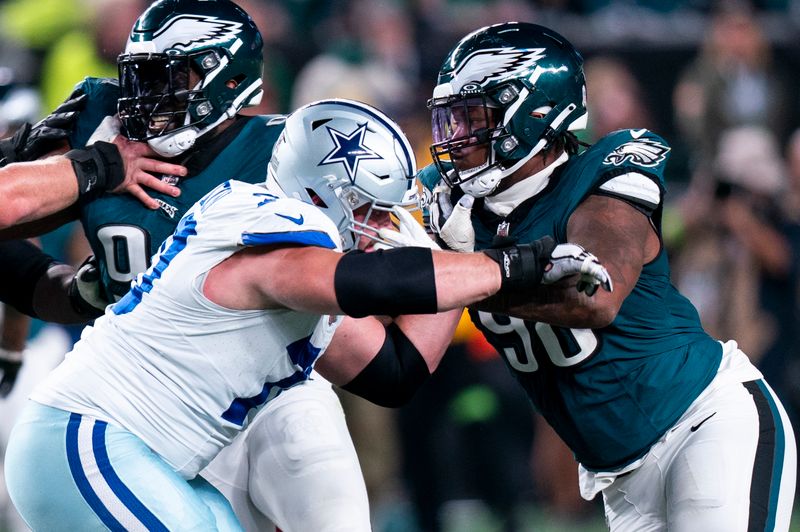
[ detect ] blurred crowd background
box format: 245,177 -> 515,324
2,0 -> 800,530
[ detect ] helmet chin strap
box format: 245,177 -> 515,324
459,101 -> 580,198
147,127 -> 199,158
460,135 -> 548,198
146,108 -> 236,158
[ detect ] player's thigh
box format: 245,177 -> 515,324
602,457 -> 666,532
667,379 -> 796,532
6,401 -> 241,532
246,379 -> 371,532
190,476 -> 246,532
203,432 -> 277,532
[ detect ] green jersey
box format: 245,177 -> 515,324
68,78 -> 285,301
424,129 -> 722,470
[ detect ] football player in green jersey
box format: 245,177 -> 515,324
421,22 -> 796,531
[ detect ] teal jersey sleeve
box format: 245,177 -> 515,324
66,77 -> 119,149
468,129 -> 721,471
417,162 -> 444,192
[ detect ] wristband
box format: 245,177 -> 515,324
0,347 -> 24,363
65,141 -> 125,196
482,236 -> 555,290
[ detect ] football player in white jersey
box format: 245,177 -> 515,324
3,98 -> 611,531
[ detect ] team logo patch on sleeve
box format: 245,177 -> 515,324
603,138 -> 671,168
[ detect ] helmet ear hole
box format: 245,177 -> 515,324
306,189 -> 328,208
227,75 -> 246,89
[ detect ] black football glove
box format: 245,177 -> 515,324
0,348 -> 23,398
483,236 -> 556,290
0,87 -> 87,167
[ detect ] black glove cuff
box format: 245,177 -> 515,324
483,236 -> 555,289
66,141 -> 125,196
0,123 -> 31,167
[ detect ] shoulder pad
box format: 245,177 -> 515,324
417,163 -> 443,191
597,171 -> 661,214
70,77 -> 120,149
200,182 -> 340,251
241,197 -> 340,250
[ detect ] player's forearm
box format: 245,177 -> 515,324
472,281 -> 616,328
0,158 -> 78,229
430,250 -> 502,310
392,308 -> 463,372
1,304 -> 30,352
32,263 -> 95,325
321,310 -> 462,408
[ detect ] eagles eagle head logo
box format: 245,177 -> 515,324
603,138 -> 671,168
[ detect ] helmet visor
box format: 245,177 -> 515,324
429,96 -> 502,186
117,54 -> 192,140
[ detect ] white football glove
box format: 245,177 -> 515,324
542,243 -> 613,296
377,206 -> 441,250
428,184 -> 475,252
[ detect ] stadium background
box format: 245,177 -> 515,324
1,0 -> 800,530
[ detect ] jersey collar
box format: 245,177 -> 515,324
483,151 -> 569,217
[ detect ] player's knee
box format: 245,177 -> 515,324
249,395 -> 354,475
283,500 -> 371,532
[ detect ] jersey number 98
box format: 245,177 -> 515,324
474,311 -> 598,372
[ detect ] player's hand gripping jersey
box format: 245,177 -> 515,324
67,77 -> 285,302
426,129 -> 725,471
32,180 -> 343,478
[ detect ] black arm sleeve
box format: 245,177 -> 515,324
341,322 -> 431,408
334,247 -> 438,318
0,240 -> 59,318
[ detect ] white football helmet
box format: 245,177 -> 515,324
267,99 -> 420,251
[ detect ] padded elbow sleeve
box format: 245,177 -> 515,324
334,248 -> 437,318
341,323 -> 430,407
0,240 -> 58,318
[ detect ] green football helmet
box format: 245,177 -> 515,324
117,0 -> 263,157
428,22 -> 587,197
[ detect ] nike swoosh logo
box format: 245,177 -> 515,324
690,412 -> 716,432
631,129 -> 648,138
276,213 -> 304,225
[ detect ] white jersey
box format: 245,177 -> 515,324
32,180 -> 344,479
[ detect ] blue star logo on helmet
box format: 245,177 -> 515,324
319,123 -> 383,182
151,15 -> 243,51
453,47 -> 546,87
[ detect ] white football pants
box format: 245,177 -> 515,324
202,374 -> 372,532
